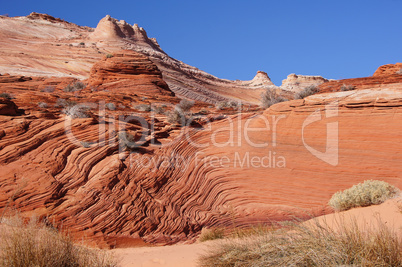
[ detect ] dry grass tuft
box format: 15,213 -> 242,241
0,214 -> 117,267
328,180 -> 399,211
199,227 -> 225,242
199,218 -> 402,267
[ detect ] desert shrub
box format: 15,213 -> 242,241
62,104 -> 91,119
340,84 -> 356,91
152,105 -> 165,114
55,98 -> 77,108
260,90 -> 287,108
106,54 -> 114,58
118,131 -> 136,150
134,104 -> 151,112
64,81 -> 86,92
166,109 -> 184,125
0,215 -> 116,267
80,141 -> 91,148
199,228 -> 225,242
215,101 -> 229,110
177,99 -> 194,112
199,219 -> 402,267
37,102 -> 48,109
0,93 -> 12,100
41,86 -> 55,93
105,102 -> 116,111
295,85 -> 320,99
328,180 -> 399,211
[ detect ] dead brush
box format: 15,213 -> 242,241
0,214 -> 117,267
199,217 -> 402,267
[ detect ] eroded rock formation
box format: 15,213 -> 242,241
88,51 -> 174,96
281,73 -> 328,92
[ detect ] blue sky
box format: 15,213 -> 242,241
2,0 -> 402,85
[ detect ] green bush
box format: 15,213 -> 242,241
328,180 -> 399,211
295,85 -> 320,99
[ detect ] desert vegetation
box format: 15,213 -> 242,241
340,84 -> 356,91
199,227 -> 225,242
134,103 -> 152,112
167,99 -> 195,125
176,98 -> 194,112
199,218 -> 402,267
62,104 -> 92,118
37,102 -> 48,109
328,180 -> 399,211
295,85 -> 320,99
0,214 -> 116,267
64,81 -> 86,92
260,89 -> 287,108
199,181 -> 402,266
0,92 -> 12,100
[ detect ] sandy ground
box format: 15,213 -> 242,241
113,241 -> 214,267
113,196 -> 402,267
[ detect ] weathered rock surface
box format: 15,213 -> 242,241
0,83 -> 401,247
88,51 -> 174,96
0,98 -> 19,115
281,73 -> 328,92
373,63 -> 402,76
0,13 -> 402,250
0,14 -> 283,104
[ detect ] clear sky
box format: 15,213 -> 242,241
2,0 -> 402,85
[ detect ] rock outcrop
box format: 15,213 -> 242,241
0,13 -> 285,104
281,73 -> 328,92
1,84 -> 401,247
88,51 -> 174,96
0,98 -> 19,115
373,63 -> 402,76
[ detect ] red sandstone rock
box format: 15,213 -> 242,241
373,63 -> 402,76
0,98 -> 19,115
87,51 -> 174,96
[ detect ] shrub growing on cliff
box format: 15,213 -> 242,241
37,102 -> 48,109
0,214 -> 116,267
340,84 -> 356,91
134,104 -> 151,112
0,93 -> 12,100
260,89 -> 287,109
62,104 -> 92,119
328,180 -> 399,211
295,85 -> 319,99
177,99 -> 194,112
64,81 -> 86,92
